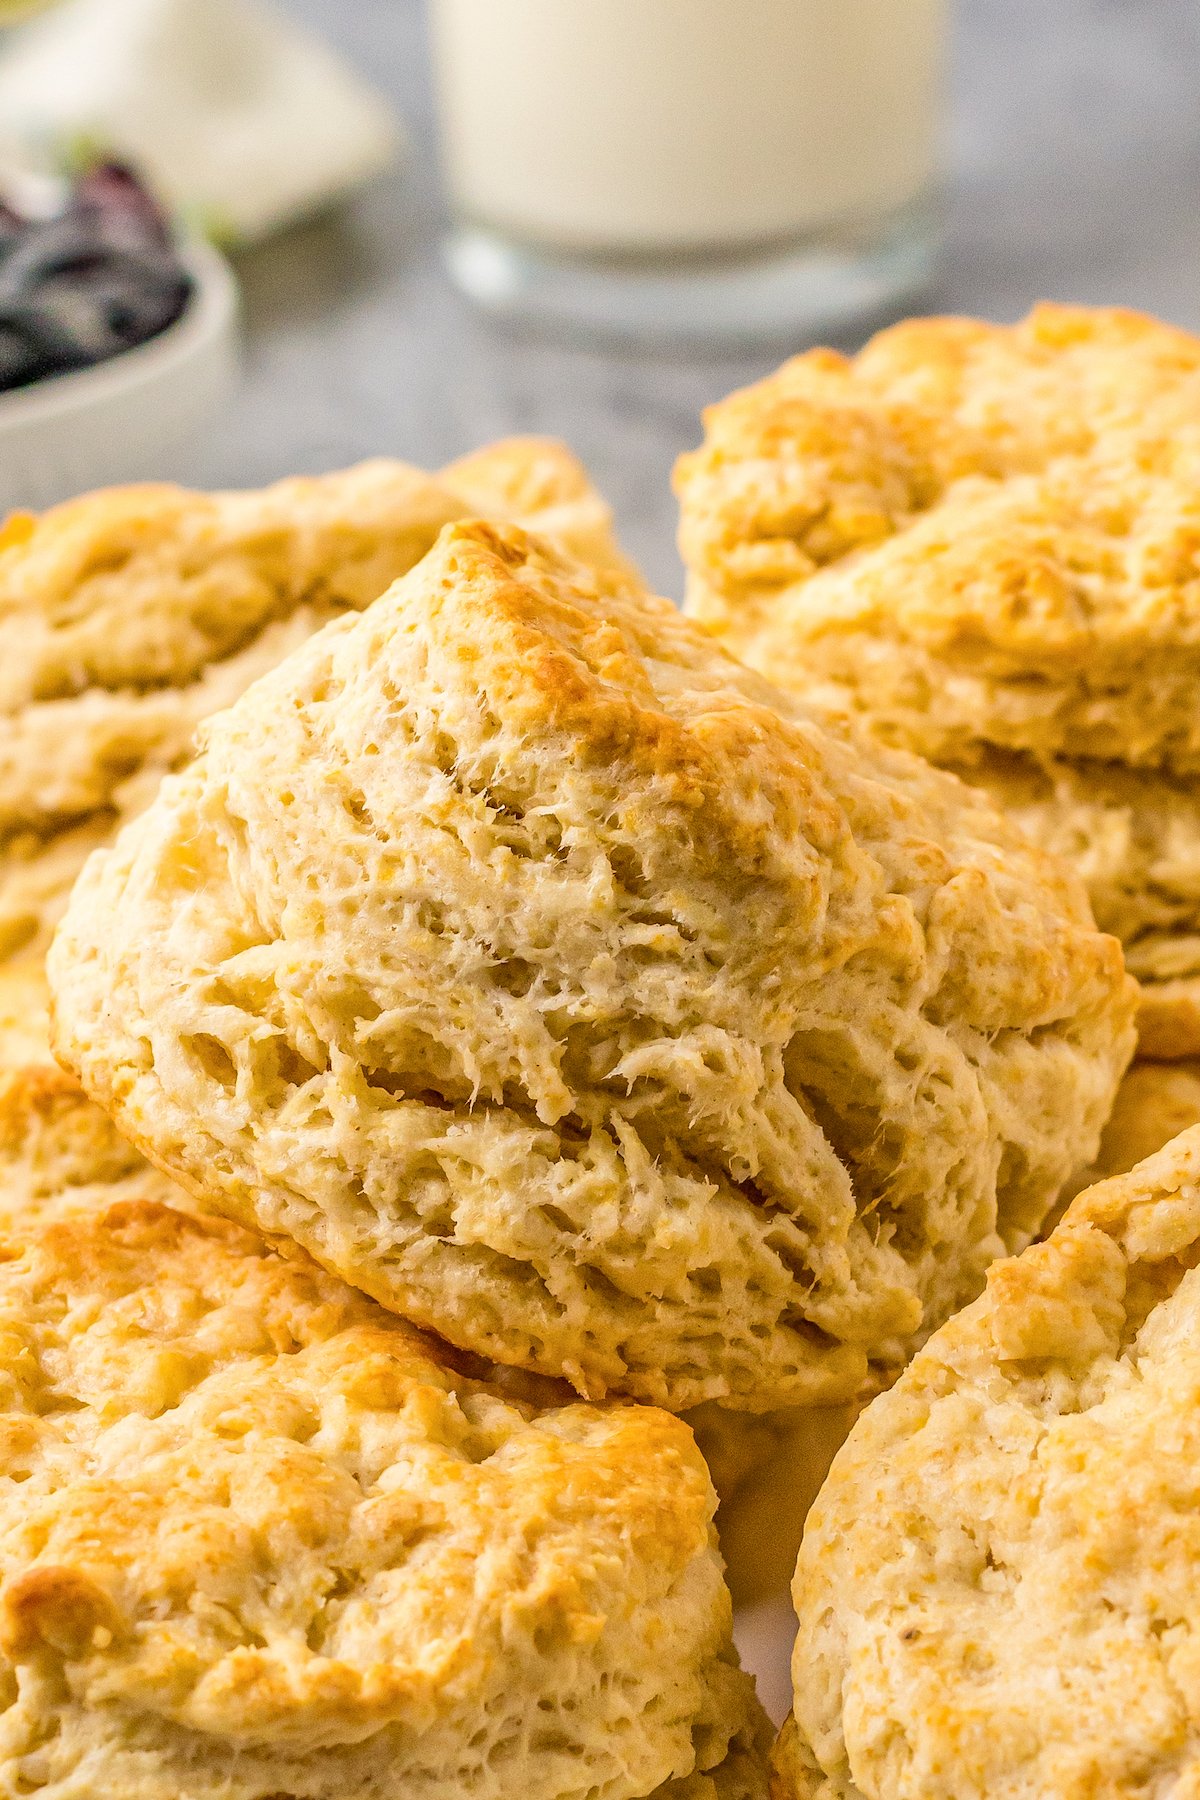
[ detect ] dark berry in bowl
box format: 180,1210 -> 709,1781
0,163 -> 192,393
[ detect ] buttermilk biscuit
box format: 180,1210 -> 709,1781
677,304 -> 1200,773
0,1184 -> 769,1799
0,1063 -> 848,1608
0,1063 -> 833,1608
0,1059 -> 177,1230
677,305 -> 1200,1054
962,751 -> 1200,1055
779,1124 -> 1200,1800
680,436 -> 1200,776
0,1056 -> 813,1621
0,439 -> 633,1012
1042,1055 -> 1200,1235
51,519 -> 1135,1415
0,1055 -> 828,1599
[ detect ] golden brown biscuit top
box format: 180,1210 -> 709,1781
676,305 -> 1200,772
0,1175 -> 749,1796
1,439 -> 629,712
788,1123 -> 1200,1799
51,520 -> 1134,1414
678,304 -> 1200,609
0,463 -> 460,709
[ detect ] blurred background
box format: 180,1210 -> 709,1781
2,0 -> 1199,594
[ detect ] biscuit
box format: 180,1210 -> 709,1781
50,519 -> 1136,1414
677,306 -> 1200,774
954,750 -> 1200,1054
0,1061 -> 835,1606
0,440 -> 633,991
1044,1054 -> 1200,1233
0,1155 -> 769,1798
0,1059 -> 177,1228
681,440 -> 1200,776
676,305 -> 1200,1057
781,1123 -> 1200,1799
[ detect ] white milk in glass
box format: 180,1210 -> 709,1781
429,0 -> 947,338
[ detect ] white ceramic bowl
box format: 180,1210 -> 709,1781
0,237 -> 239,512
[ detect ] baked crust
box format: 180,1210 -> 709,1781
0,1058 -> 835,1613
50,519 -> 1134,1412
0,1087 -> 768,1798
677,305 -> 1200,1056
677,304 -> 1200,774
952,750 -> 1200,1053
1046,1055 -> 1200,1232
0,441 -> 634,986
786,1123 -> 1200,1799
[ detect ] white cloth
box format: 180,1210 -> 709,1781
0,0 -> 403,240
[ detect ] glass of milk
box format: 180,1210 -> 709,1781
429,0 -> 948,342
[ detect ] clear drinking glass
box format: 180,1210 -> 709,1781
429,0 -> 947,343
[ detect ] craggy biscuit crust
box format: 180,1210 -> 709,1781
786,1124 -> 1200,1800
677,305 -> 1200,1055
0,1179 -> 768,1799
0,440 -> 633,980
51,520 -> 1134,1413
677,304 -> 1200,774
0,1058 -> 177,1228
958,751 -> 1200,1054
1045,1055 -> 1200,1233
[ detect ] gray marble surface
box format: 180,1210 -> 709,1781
189,0 -> 1200,598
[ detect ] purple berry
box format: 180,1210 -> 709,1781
0,163 -> 191,391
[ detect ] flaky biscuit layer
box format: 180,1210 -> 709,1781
950,750 -> 1200,1053
785,1124 -> 1200,1799
51,520 -> 1134,1413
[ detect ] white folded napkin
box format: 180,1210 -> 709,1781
0,0 -> 404,240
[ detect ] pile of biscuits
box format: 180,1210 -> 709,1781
0,305 -> 1195,1799
676,304 -> 1200,1795
677,304 -> 1200,1163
